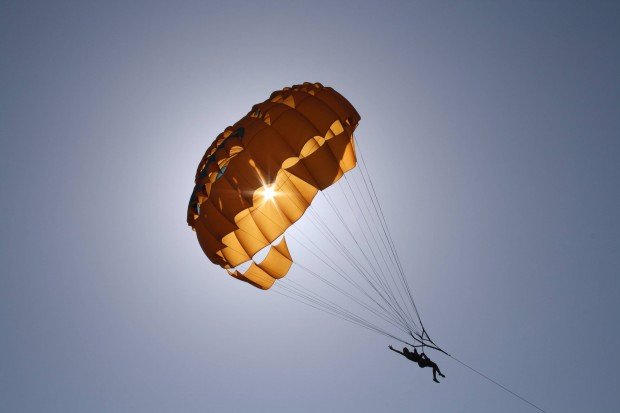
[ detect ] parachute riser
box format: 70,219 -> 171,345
409,332 -> 451,357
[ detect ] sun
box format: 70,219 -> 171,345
261,185 -> 276,202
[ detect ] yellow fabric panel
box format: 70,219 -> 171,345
241,264 -> 276,289
220,232 -> 251,267
227,268 -> 275,290
330,120 -> 345,136
340,138 -> 357,173
274,236 -> 292,259
257,236 -> 293,279
220,244 -> 252,268
250,200 -> 292,243
324,129 -> 335,141
284,169 -> 319,204
273,171 -> 316,222
234,210 -> 270,258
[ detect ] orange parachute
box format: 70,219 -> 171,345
187,82 -> 360,289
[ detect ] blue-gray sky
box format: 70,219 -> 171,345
2,1 -> 619,412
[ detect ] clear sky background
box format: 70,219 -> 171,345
2,1 -> 619,412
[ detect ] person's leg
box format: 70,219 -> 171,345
429,361 -> 444,382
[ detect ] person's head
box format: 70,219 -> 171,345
403,347 -> 409,354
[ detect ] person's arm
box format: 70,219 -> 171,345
388,345 -> 403,355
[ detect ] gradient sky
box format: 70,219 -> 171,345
2,1 -> 619,412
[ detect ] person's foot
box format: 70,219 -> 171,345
433,378 -> 440,383
439,373 -> 445,378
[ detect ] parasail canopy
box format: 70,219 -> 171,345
188,82 -> 360,289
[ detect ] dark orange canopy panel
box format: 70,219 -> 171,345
187,82 -> 360,289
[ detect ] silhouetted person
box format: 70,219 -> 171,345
389,345 -> 446,383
